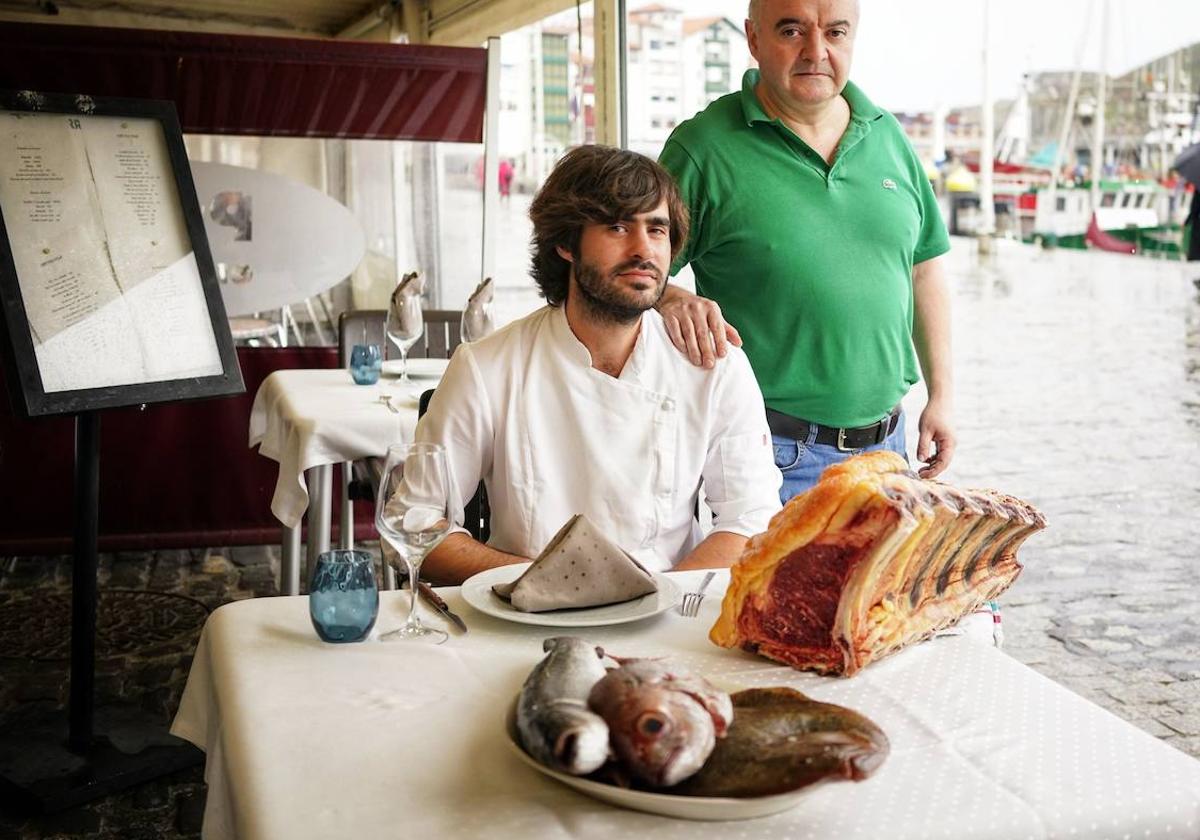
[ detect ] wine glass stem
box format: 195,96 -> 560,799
399,347 -> 409,385
404,559 -> 422,631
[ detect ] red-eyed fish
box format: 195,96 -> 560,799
587,656 -> 733,788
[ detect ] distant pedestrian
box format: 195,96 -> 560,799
499,158 -> 515,201
1186,189 -> 1200,264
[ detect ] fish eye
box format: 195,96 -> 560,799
637,712 -> 668,737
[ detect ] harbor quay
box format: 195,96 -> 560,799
907,238 -> 1200,760
1,237 -> 1198,837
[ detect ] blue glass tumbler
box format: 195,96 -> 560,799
309,550 -> 379,643
349,343 -> 382,385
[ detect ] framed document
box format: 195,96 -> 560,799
0,90 -> 242,417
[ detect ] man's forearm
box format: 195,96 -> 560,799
674,530 -> 748,571
420,533 -> 528,586
912,256 -> 953,402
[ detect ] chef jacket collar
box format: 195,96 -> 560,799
550,305 -> 650,382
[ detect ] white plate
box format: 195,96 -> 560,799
461,563 -> 681,627
504,700 -> 810,821
381,358 -> 449,379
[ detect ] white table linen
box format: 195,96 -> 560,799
172,570 -> 1200,840
248,369 -> 421,527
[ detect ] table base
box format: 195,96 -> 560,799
280,463 -> 333,595
0,705 -> 202,814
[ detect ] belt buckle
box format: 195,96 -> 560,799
836,427 -> 854,452
837,417 -> 887,452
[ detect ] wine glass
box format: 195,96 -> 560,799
375,442 -> 452,643
386,287 -> 424,386
460,300 -> 495,343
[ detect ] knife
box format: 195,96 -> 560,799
414,579 -> 468,634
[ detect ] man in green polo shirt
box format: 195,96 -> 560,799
657,0 -> 955,502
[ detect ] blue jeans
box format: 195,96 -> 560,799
773,412 -> 908,504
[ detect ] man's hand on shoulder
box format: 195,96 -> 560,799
656,283 -> 742,369
916,397 -> 956,480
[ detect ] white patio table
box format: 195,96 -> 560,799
248,366 -> 444,594
171,569 -> 1200,840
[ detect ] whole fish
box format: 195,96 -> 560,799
516,637 -> 610,775
671,686 -> 890,798
587,656 -> 733,788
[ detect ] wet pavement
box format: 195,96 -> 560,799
903,239 -> 1200,759
1,237 -> 1199,837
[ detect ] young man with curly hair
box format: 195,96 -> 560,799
417,145 -> 780,585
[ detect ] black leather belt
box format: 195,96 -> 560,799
766,406 -> 901,452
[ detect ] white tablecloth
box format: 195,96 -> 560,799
171,570 -> 1200,840
248,369 -> 422,527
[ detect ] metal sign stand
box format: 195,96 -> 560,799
0,412 -> 202,813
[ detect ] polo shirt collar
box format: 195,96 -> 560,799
739,69 -> 884,126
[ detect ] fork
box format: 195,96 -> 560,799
679,571 -> 716,617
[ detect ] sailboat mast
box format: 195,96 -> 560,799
979,0 -> 996,237
1042,12 -> 1092,240
1090,0 -> 1109,212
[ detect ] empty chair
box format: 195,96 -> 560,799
409,309 -> 463,360
338,310 -> 387,362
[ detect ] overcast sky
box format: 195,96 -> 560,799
679,0 -> 1200,111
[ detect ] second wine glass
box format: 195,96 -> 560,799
386,287 -> 424,385
375,442 -> 452,643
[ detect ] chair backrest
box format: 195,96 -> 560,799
412,309 -> 462,360
338,310 -> 386,365
338,308 -> 463,362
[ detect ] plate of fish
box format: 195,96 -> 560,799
381,358 -> 449,379
505,705 -> 812,821
507,638 -> 890,821
461,563 -> 681,628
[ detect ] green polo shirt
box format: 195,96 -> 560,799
660,70 -> 950,428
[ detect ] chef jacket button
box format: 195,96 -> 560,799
661,398 -> 674,411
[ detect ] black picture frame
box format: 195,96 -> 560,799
0,89 -> 243,418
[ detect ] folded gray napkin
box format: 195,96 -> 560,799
493,514 -> 658,612
462,277 -> 495,341
394,270 -> 423,297
467,276 -> 493,306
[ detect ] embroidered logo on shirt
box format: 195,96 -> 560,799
882,178 -> 898,191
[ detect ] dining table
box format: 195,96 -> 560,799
170,569 -> 1200,840
248,361 -> 447,594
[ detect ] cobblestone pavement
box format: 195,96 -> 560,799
0,546 -> 287,839
1,239 -> 1198,837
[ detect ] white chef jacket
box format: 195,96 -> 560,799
414,305 -> 781,572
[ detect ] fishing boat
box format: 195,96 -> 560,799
1025,179 -> 1186,255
